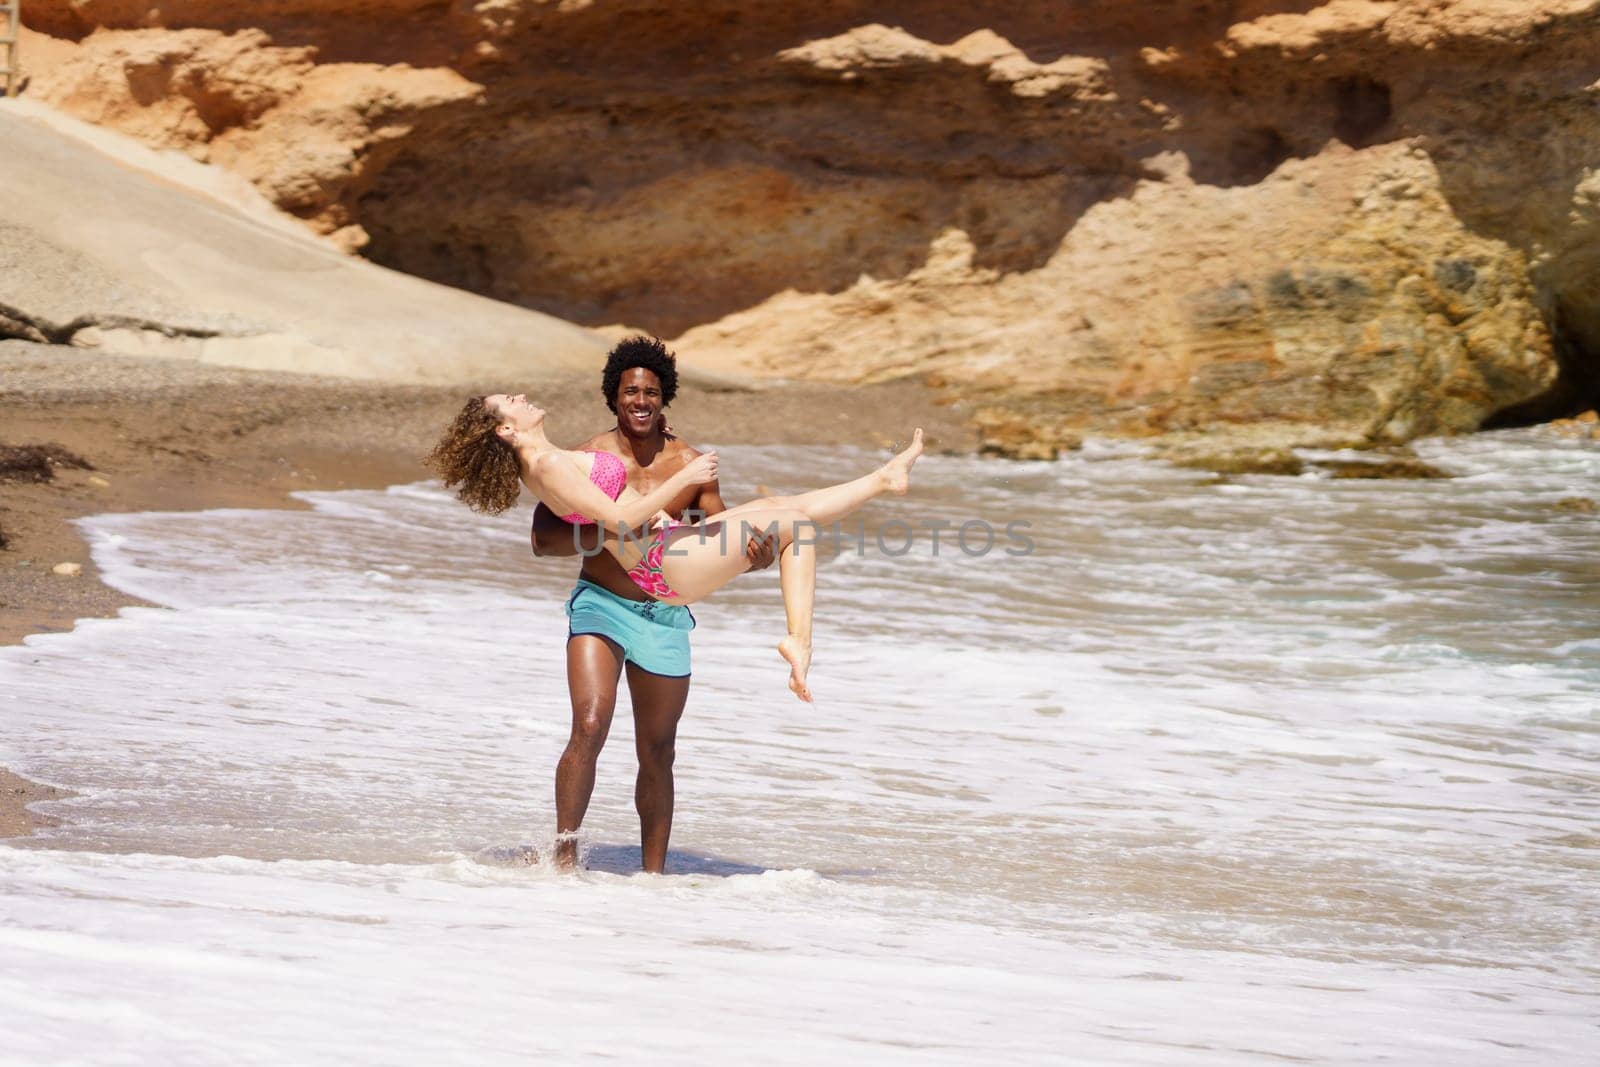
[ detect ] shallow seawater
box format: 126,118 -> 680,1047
2,430 -> 1597,1064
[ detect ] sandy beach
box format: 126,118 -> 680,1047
0,339 -> 972,835
0,768 -> 67,837
5,7 -> 1597,1058
7,408 -> 1592,1063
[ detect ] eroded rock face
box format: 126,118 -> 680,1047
17,1 -> 1600,451
25,24 -> 482,252
684,143 -> 1561,451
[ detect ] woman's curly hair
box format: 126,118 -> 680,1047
602,335 -> 678,413
426,396 -> 523,514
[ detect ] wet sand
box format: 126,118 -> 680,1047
0,340 -> 974,835
0,768 -> 68,837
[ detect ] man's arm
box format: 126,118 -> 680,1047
531,430 -> 611,558
689,455 -> 776,572
531,501 -> 602,557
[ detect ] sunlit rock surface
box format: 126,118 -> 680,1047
17,1 -> 1600,451
0,103 -> 605,383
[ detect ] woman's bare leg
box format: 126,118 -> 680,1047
659,507 -> 816,700
776,538 -> 816,702
788,427 -> 922,524
660,507 -> 809,602
654,430 -> 923,701
710,429 -> 924,530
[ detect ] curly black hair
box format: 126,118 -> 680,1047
601,335 -> 679,414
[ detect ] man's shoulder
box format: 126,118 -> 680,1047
576,429 -> 616,451
663,435 -> 702,459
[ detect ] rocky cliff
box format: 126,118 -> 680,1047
16,1 -> 1600,456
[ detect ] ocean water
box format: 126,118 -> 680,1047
2,431 -> 1597,1064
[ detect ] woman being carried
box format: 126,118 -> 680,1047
428,393 -> 922,701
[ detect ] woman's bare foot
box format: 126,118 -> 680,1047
881,428 -> 924,494
777,633 -> 813,702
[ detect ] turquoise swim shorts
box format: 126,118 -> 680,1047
564,578 -> 696,677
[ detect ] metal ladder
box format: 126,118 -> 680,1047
1,0 -> 18,98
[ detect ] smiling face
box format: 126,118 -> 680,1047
613,368 -> 664,439
484,393 -> 545,441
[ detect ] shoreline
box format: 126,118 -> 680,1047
0,768 -> 68,838
1,343 -> 973,648
1,343 -> 974,838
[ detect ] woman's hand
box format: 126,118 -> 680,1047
677,450 -> 718,488
649,509 -> 674,529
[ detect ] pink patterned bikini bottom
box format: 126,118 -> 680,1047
625,520 -> 684,601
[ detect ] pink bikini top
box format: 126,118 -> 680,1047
560,450 -> 627,525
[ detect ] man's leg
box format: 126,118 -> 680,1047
555,634 -> 625,868
626,664 -> 690,874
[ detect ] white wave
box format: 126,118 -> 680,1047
1,432 -> 1596,1063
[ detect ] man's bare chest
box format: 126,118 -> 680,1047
633,464 -> 695,498
624,455 -> 699,513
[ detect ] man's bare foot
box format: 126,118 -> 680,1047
881,428 -> 924,494
777,633 -> 813,702
554,833 -> 580,870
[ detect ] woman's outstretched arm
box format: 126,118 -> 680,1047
529,450 -> 718,533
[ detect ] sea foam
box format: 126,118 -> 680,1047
2,432 -> 1596,1063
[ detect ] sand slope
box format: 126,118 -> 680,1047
0,100 -> 607,383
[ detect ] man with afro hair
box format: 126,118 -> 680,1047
601,335 -> 679,428
531,334 -> 776,873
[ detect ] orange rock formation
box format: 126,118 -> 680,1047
16,1 -> 1600,455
